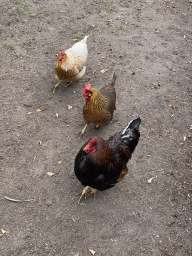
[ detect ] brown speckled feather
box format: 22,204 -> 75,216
54,60 -> 78,81
83,74 -> 116,126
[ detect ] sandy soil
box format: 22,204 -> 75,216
0,0 -> 191,255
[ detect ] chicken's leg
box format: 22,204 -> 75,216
53,81 -> 61,93
78,186 -> 97,203
79,124 -> 88,138
65,80 -> 74,87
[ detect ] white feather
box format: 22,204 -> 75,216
60,35 -> 89,79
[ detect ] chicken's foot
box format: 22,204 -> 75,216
78,186 -> 97,203
53,81 -> 61,93
79,124 -> 88,139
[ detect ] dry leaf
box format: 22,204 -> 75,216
101,56 -> 105,59
89,249 -> 96,255
58,161 -> 62,164
38,140 -> 42,144
173,69 -> 176,72
183,136 -> 186,141
97,27 -> 101,32
98,62 -> 100,65
28,112 -> 33,115
73,39 -> 78,41
75,254 -> 79,256
47,172 -> 54,176
190,124 -> 192,130
93,70 -> 96,74
140,67 -> 143,69
56,113 -> 59,117
169,104 -> 175,109
183,35 -> 186,38
147,177 -> 155,184
36,109 -> 41,112
108,19 -> 113,23
101,69 -> 109,73
1,229 -> 6,234
68,105 -> 72,110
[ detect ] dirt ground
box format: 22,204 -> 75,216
0,0 -> 191,255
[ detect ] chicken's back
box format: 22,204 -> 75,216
106,118 -> 141,183
64,35 -> 89,70
107,118 -> 141,160
99,72 -> 116,117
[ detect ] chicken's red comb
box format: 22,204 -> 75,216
59,51 -> 63,57
84,137 -> 97,151
82,83 -> 91,94
89,137 -> 97,144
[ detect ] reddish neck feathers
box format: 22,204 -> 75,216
84,137 -> 113,166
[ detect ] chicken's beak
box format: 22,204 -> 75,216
83,146 -> 88,151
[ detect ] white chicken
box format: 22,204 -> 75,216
54,35 -> 89,92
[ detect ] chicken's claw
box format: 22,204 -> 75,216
78,186 -> 97,203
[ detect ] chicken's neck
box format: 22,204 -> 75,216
88,89 -> 107,111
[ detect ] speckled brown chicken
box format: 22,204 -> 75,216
80,72 -> 116,136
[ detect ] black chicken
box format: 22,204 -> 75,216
74,117 -> 141,202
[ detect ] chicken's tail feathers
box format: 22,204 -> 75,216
125,117 -> 141,133
112,72 -> 116,86
121,117 -> 141,135
81,35 -> 89,44
121,117 -> 141,152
